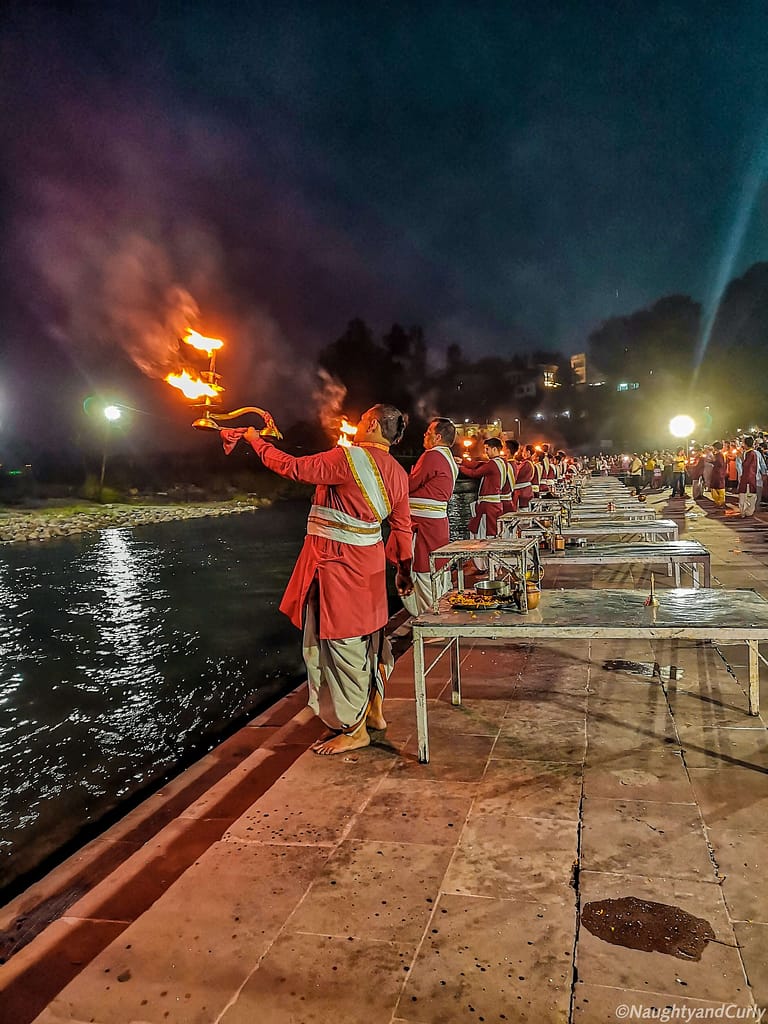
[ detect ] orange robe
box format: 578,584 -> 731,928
461,457 -> 505,537
249,437 -> 411,639
408,446 -> 457,572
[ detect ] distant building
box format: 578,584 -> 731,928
512,363 -> 560,398
571,352 -> 587,384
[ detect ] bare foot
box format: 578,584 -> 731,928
366,692 -> 387,732
312,727 -> 371,756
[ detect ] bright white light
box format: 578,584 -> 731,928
669,414 -> 695,438
104,405 -> 122,422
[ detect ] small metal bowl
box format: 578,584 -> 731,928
474,579 -> 507,596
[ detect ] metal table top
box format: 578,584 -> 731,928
542,540 -> 708,562
571,510 -> 657,521
413,588 -> 768,639
560,519 -> 678,537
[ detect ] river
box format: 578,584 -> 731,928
0,492 -> 473,896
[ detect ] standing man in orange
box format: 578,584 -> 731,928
460,436 -> 507,541
737,435 -> 759,518
227,404 -> 413,756
709,441 -> 727,509
513,444 -> 536,509
502,439 -> 519,512
403,417 -> 459,616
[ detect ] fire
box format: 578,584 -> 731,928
166,370 -> 221,400
184,329 -> 224,356
337,417 -> 357,448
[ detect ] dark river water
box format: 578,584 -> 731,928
0,503 -> 310,894
0,492 -> 474,896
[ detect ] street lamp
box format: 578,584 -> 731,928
514,417 -> 521,439
669,414 -> 695,440
99,405 -> 122,500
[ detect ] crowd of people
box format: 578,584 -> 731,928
593,434 -> 768,517
221,407 -> 764,761
220,407 -> 581,758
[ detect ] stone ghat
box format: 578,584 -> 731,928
0,499 -> 270,544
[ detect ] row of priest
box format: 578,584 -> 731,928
222,411 -> 574,760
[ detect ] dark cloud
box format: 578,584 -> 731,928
1,1 -> 768,446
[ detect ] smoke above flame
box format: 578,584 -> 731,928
314,368 -> 350,441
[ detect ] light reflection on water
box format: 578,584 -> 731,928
0,503 -> 307,893
0,492 -> 474,894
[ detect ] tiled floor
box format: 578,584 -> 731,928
2,492 -> 768,1023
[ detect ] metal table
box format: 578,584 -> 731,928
530,497 -> 573,525
498,509 -> 563,544
571,508 -> 657,522
542,540 -> 711,587
412,588 -> 768,761
428,538 -> 542,612
560,519 -> 679,542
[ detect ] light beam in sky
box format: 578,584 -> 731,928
693,114 -> 768,379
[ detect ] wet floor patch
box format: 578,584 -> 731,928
603,660 -> 682,681
581,897 -> 714,960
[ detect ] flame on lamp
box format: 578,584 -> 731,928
337,418 -> 357,448
184,329 -> 224,356
166,370 -> 221,400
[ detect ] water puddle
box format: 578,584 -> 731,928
581,897 -> 714,960
603,660 -> 683,681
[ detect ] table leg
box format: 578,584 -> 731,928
672,560 -> 681,586
429,554 -> 438,611
748,640 -> 760,716
457,561 -> 465,590
692,562 -> 701,588
413,630 -> 430,762
703,559 -> 711,588
450,637 -> 462,706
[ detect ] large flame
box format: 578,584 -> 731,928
337,417 -> 357,448
184,329 -> 224,356
166,370 -> 221,400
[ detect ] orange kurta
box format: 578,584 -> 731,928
461,457 -> 505,537
249,437 -> 411,639
408,447 -> 456,572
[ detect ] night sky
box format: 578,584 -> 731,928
1,1 -> 767,447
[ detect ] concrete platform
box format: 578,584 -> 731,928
2,490 -> 768,1023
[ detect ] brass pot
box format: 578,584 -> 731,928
525,583 -> 541,610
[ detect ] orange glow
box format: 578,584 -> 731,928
463,439 -> 473,447
184,329 -> 224,356
534,444 -> 543,452
337,417 -> 357,448
166,371 -> 221,400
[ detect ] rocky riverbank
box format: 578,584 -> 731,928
0,499 -> 272,545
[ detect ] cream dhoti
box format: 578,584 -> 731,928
246,438 -> 412,732
402,496 -> 451,615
